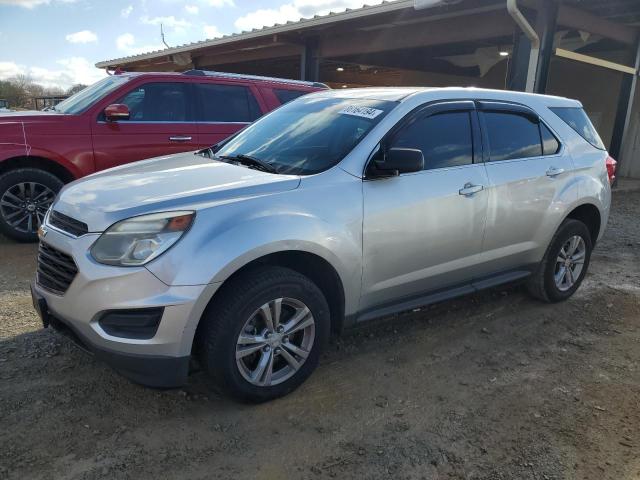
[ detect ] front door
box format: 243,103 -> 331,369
92,81 -> 199,171
361,102 -> 490,313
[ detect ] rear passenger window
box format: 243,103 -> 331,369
274,89 -> 308,105
196,84 -> 261,122
118,82 -> 190,122
390,111 -> 474,170
484,112 -> 542,161
541,123 -> 560,155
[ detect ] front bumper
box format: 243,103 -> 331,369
32,283 -> 190,387
31,227 -> 219,388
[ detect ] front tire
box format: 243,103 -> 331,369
527,218 -> 593,303
198,266 -> 330,402
0,168 -> 62,242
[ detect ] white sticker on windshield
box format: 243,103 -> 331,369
338,105 -> 383,119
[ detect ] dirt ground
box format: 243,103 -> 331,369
1,189 -> 639,480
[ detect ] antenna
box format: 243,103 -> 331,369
160,23 -> 170,49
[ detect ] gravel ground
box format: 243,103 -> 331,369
1,189 -> 639,480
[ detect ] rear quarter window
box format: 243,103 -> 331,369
541,123 -> 560,155
549,107 -> 605,150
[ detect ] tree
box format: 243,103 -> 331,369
0,76 -> 70,109
67,84 -> 87,96
0,80 -> 27,107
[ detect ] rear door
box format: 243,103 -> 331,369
360,101 -> 490,312
194,82 -> 264,148
92,80 -> 199,171
478,101 -> 576,272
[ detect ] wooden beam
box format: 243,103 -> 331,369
128,61 -> 193,72
556,4 -> 638,46
555,48 -> 637,74
194,44 -> 301,67
320,9 -> 514,58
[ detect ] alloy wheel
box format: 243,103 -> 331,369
0,182 -> 55,234
236,297 -> 315,387
554,235 -> 586,292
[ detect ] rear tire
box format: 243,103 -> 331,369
0,168 -> 63,242
198,266 -> 330,402
527,218 -> 593,303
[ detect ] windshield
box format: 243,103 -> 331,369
214,96 -> 397,175
53,75 -> 131,114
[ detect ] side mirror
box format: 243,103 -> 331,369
104,104 -> 130,122
373,148 -> 424,176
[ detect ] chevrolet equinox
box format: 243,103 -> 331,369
31,87 -> 613,402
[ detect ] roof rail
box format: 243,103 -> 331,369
182,69 -> 328,89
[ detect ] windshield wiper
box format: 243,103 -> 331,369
217,154 -> 278,173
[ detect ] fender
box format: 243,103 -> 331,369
561,157 -> 610,242
0,147 -> 86,179
145,171 -> 364,315
147,212 -> 362,303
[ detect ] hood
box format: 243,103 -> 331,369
0,111 -> 80,144
53,151 -> 301,232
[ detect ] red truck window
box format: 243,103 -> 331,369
118,83 -> 192,122
273,89 -> 308,105
195,84 -> 261,122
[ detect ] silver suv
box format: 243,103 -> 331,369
31,87 -> 612,402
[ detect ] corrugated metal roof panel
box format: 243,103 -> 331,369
96,0 -> 414,68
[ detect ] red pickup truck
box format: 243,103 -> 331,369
0,70 -> 326,241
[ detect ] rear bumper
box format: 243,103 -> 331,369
32,282 -> 190,388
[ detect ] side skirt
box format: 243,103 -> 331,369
353,268 -> 534,325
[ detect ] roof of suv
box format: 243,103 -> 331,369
311,86 -> 581,107
114,69 -> 328,89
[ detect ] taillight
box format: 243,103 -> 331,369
605,155 -> 617,185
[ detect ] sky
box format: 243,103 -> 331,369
0,0 -> 382,90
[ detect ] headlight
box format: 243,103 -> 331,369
91,211 -> 195,266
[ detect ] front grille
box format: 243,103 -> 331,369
48,210 -> 88,237
37,242 -> 78,295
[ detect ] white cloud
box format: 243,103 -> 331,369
184,4 -> 198,14
121,4 -> 133,18
234,0 -> 381,31
65,30 -> 98,44
140,15 -> 191,33
0,58 -> 106,90
55,57 -> 107,85
116,33 -> 164,55
0,0 -> 76,8
203,25 -> 223,39
0,61 -> 23,78
116,33 -> 135,51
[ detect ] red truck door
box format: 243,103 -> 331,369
194,82 -> 265,148
91,80 -> 199,171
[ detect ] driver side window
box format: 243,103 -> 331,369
390,111 -> 474,170
117,82 -> 191,122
